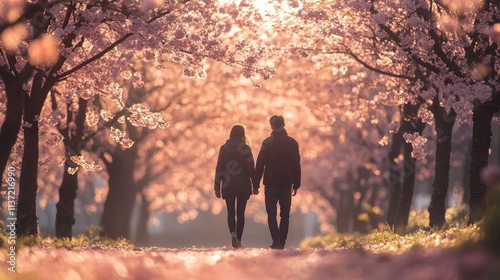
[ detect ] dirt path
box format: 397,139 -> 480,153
1,246 -> 498,280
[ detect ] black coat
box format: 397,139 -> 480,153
254,129 -> 301,189
214,137 -> 255,199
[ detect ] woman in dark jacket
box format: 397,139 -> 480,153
214,125 -> 256,248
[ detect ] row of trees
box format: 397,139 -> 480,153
16,57 -> 335,241
264,0 -> 499,233
1,0 -> 499,241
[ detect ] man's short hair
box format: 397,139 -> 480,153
270,115 -> 285,129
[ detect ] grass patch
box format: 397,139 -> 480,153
300,205 -> 481,253
0,224 -> 132,250
300,224 -> 482,253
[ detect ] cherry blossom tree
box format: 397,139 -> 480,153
360,0 -> 499,226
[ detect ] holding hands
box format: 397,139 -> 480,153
252,187 -> 259,195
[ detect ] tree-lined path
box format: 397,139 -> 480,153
1,0 -> 499,279
2,246 -> 495,280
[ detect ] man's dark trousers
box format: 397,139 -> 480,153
265,186 -> 292,246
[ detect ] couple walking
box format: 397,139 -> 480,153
214,115 -> 301,249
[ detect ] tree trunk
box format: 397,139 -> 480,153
135,192 -> 151,246
394,140 -> 418,235
336,187 -> 353,233
54,98 -> 87,238
428,110 -> 455,228
468,104 -> 496,223
16,120 -> 39,236
16,71 -> 56,236
386,132 -> 403,228
392,102 -> 425,235
0,81 -> 25,178
100,146 -> 137,239
368,183 -> 382,230
55,167 -> 78,238
353,168 -> 370,233
462,138 -> 472,204
336,172 -> 355,233
16,76 -> 48,237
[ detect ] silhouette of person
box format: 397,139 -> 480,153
214,125 -> 256,248
254,115 -> 301,249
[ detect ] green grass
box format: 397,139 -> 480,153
300,224 -> 481,253
0,224 -> 132,250
300,205 -> 482,253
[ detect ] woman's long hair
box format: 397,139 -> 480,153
229,124 -> 249,144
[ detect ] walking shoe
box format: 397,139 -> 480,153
231,232 -> 238,248
237,239 -> 243,248
270,241 -> 284,250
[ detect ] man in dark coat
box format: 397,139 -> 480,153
254,115 -> 301,249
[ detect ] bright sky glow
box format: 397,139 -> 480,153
218,0 -> 299,22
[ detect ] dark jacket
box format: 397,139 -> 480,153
214,137 -> 255,199
254,129 -> 301,189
